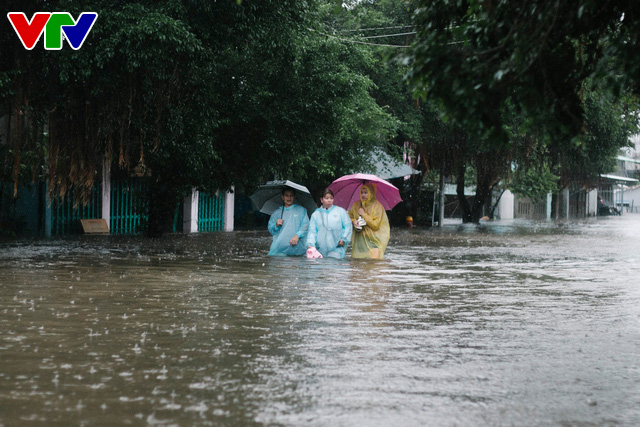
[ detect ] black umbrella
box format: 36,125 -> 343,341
250,180 -> 317,218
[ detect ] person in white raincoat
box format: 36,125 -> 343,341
307,188 -> 352,259
268,188 -> 310,256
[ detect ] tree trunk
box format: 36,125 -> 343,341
551,192 -> 559,219
456,163 -> 473,223
146,180 -> 178,238
472,173 -> 493,222
409,173 -> 424,221
438,162 -> 445,227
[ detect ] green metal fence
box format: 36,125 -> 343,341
110,179 -> 148,235
50,182 -> 222,236
51,185 -> 102,235
198,191 -> 225,232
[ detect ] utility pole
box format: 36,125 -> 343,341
438,160 -> 445,227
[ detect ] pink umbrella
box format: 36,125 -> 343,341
328,173 -> 402,211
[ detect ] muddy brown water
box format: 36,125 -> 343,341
1,216 -> 639,425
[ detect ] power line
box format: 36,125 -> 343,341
361,31 -> 416,39
309,28 -> 460,48
340,25 -> 413,33
308,27 -> 410,48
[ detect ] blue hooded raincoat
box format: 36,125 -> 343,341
268,204 -> 309,256
307,205 -> 352,259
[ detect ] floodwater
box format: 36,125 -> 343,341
1,215 -> 640,426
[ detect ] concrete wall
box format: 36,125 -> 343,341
622,185 -> 640,213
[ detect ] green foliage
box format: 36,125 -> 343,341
405,1 -> 640,145
3,0 -> 637,231
551,86 -> 638,188
1,0 -> 399,210
510,167 -> 559,203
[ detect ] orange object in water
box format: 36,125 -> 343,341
406,216 -> 414,228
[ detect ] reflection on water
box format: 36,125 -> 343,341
1,217 -> 640,425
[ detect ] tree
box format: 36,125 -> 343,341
1,0 -> 398,235
400,1 -> 640,222
554,87 -> 637,189
322,0 -> 448,223
405,1 -> 640,145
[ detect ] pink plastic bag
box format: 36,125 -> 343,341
306,247 -> 323,259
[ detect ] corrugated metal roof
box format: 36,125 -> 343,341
599,173 -> 639,183
616,155 -> 640,164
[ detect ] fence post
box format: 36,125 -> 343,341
224,186 -> 234,232
183,189 -> 199,234
498,190 -> 514,219
587,189 -> 597,216
101,159 -> 111,231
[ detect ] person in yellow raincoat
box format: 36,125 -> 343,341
348,183 -> 390,259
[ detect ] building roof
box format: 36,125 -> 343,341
367,149 -> 421,180
616,155 -> 640,165
599,173 -> 640,183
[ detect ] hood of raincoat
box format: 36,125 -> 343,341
361,183 -> 377,207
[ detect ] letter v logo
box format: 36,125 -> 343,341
62,13 -> 98,50
7,12 -> 51,50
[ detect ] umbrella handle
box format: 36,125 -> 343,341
281,204 -> 284,220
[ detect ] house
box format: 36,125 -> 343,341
599,155 -> 640,213
615,183 -> 640,213
494,154 -> 640,220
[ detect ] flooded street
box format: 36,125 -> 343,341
1,215 -> 640,426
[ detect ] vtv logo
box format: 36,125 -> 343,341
7,12 -> 98,50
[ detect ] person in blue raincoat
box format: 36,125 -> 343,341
307,188 -> 352,259
268,188 -> 310,256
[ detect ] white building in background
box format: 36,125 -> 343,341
494,152 -> 640,220
600,155 -> 640,214
621,184 -> 640,213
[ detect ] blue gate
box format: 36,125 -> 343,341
110,179 -> 148,235
51,185 -> 102,235
198,192 -> 225,232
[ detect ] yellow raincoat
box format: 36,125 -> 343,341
348,184 -> 390,259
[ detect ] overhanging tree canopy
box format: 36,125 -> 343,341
1,0 -> 397,234
405,1 -> 640,144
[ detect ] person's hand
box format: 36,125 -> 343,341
352,220 -> 359,227
337,239 -> 345,247
289,235 -> 299,246
276,219 -> 284,227
358,207 -> 365,216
